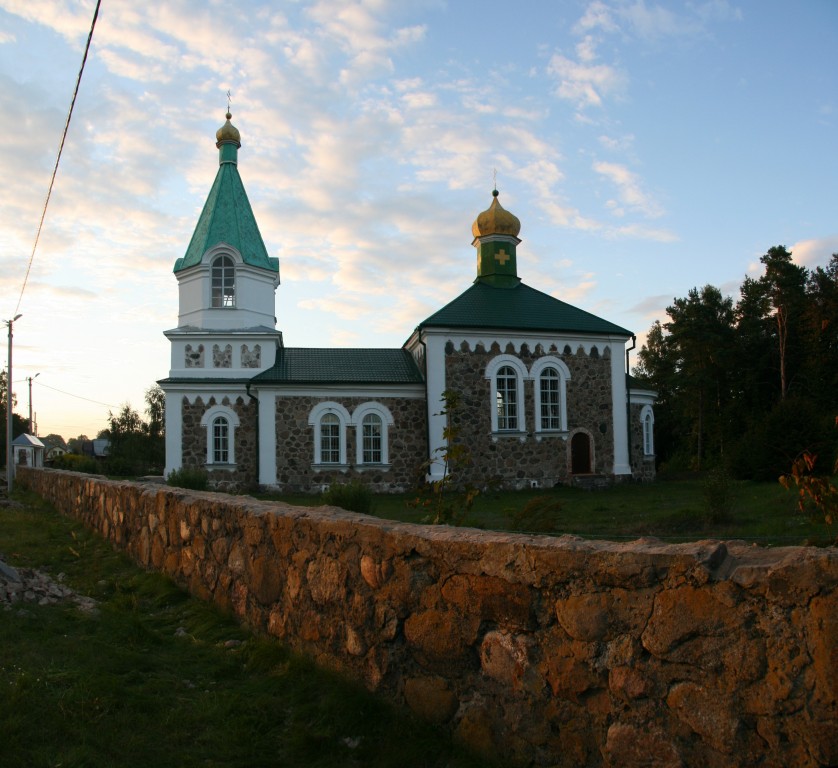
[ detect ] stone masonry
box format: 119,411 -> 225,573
444,341 -> 615,489
17,466 -> 837,768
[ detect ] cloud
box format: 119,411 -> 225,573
593,160 -> 664,218
546,50 -> 626,109
789,236 -> 838,269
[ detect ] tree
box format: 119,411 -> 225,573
801,254 -> 838,409
145,385 -> 165,441
759,246 -> 807,400
639,285 -> 734,469
0,367 -> 28,458
67,435 -> 89,454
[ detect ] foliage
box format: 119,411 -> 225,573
322,480 -> 375,514
144,384 -> 165,440
66,434 -> 89,454
51,452 -> 100,474
166,467 -> 209,491
0,367 -> 29,456
780,451 -> 837,542
100,386 -> 166,476
636,248 -> 838,479
410,390 -> 483,525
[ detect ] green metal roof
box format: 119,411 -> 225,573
418,280 -> 632,336
251,348 -> 424,385
174,160 -> 278,274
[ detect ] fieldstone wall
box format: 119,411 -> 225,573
181,395 -> 258,492
445,341 -> 615,488
16,467 -> 837,768
273,396 -> 427,493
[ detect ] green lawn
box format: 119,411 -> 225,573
259,475 -> 834,546
0,493 -> 488,768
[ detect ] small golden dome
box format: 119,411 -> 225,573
216,112 -> 241,145
471,190 -> 521,238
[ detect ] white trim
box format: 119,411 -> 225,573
351,402 -> 394,466
485,354 -> 528,434
640,404 -> 655,457
200,404 -> 240,465
530,356 -> 571,434
259,391 -> 277,486
163,391 -> 183,477
610,346 -> 631,475
308,401 -> 351,466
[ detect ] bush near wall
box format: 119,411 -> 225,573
16,467 -> 838,768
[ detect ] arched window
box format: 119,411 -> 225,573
539,368 -> 560,429
200,404 -> 240,465
211,255 -> 235,308
309,402 -> 351,467
361,413 -> 382,463
530,357 -> 571,434
640,405 -> 655,457
496,366 -> 519,430
320,414 -> 340,464
352,402 -> 393,466
485,355 -> 528,434
212,417 -> 229,463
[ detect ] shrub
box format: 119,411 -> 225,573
52,453 -> 99,474
167,467 -> 209,491
322,480 -> 374,515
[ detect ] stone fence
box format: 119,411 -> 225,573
16,467 -> 837,767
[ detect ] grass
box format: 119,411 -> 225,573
260,474 -> 834,546
0,492 -> 489,768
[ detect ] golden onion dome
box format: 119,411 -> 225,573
471,190 -> 521,238
216,112 -> 241,145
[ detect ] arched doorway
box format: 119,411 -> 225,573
570,432 -> 591,474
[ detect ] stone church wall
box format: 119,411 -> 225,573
17,467 -> 837,768
181,395 -> 258,491
273,395 -> 427,493
444,341 -> 615,489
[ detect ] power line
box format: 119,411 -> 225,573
14,0 -> 102,316
34,380 -> 117,409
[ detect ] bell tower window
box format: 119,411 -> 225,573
211,255 -> 235,307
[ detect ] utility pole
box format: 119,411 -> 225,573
28,373 -> 40,435
5,314 -> 22,493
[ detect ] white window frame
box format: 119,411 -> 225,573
200,404 -> 240,465
351,402 -> 394,466
211,254 -> 236,308
485,354 -> 528,434
640,404 -> 655,457
530,356 -> 571,435
309,402 -> 351,467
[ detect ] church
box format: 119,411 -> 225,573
159,112 -> 656,493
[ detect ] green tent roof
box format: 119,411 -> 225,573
251,348 -> 424,385
418,280 -> 632,336
174,157 -> 278,274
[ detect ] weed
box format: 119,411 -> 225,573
322,480 -> 374,515
166,467 -> 209,491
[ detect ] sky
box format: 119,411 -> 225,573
1,0 -> 836,441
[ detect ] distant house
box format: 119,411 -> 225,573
40,435 -> 68,462
12,434 -> 45,468
81,439 -> 111,459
